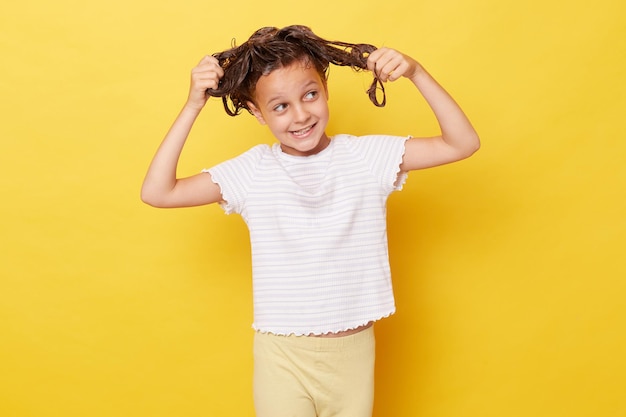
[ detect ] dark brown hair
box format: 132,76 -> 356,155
206,25 -> 386,116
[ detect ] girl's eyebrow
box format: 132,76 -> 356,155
263,94 -> 286,108
300,79 -> 320,90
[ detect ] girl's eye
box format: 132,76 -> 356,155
304,91 -> 318,100
273,103 -> 287,112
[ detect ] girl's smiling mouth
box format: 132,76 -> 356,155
290,124 -> 316,138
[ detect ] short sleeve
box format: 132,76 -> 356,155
202,145 -> 268,214
341,134 -> 410,194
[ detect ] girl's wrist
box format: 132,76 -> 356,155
406,62 -> 426,83
183,99 -> 206,113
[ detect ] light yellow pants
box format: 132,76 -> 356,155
253,326 -> 376,417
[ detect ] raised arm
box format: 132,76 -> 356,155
141,56 -> 224,208
367,48 -> 480,171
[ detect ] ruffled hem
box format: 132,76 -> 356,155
201,168 -> 232,215
392,135 -> 411,191
252,310 -> 396,337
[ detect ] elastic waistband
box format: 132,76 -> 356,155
255,325 -> 375,352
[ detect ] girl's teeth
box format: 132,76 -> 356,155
292,126 -> 311,136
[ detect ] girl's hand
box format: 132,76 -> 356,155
366,47 -> 421,83
186,55 -> 224,111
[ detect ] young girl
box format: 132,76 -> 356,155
142,25 -> 479,417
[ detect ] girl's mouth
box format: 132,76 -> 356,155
290,124 -> 315,137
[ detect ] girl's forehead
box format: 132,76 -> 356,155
256,63 -> 323,92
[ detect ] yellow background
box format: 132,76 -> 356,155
1,0 -> 625,416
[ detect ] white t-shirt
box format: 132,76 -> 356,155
206,134 -> 409,335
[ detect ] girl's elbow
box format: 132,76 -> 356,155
443,132 -> 480,161
471,136 -> 481,155
140,193 -> 158,207
140,188 -> 166,208
463,133 -> 481,158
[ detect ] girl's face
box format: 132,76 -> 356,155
248,60 -> 330,157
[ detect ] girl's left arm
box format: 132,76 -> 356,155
367,48 -> 480,171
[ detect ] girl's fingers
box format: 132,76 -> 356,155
386,60 -> 409,82
368,48 -> 403,82
198,54 -> 218,66
192,66 -> 224,81
366,48 -> 386,73
193,56 -> 224,77
190,55 -> 225,91
368,48 -> 414,82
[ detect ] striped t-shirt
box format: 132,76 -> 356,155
206,134 -> 409,335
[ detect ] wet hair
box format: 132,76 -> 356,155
206,25 -> 386,116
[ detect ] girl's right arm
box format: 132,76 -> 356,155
141,56 -> 224,208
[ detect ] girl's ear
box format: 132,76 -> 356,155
247,102 -> 266,125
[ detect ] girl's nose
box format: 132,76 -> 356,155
293,104 -> 310,123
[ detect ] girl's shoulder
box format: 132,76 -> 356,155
228,143 -> 274,164
207,143 -> 273,176
333,133 -> 410,154
243,143 -> 273,156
